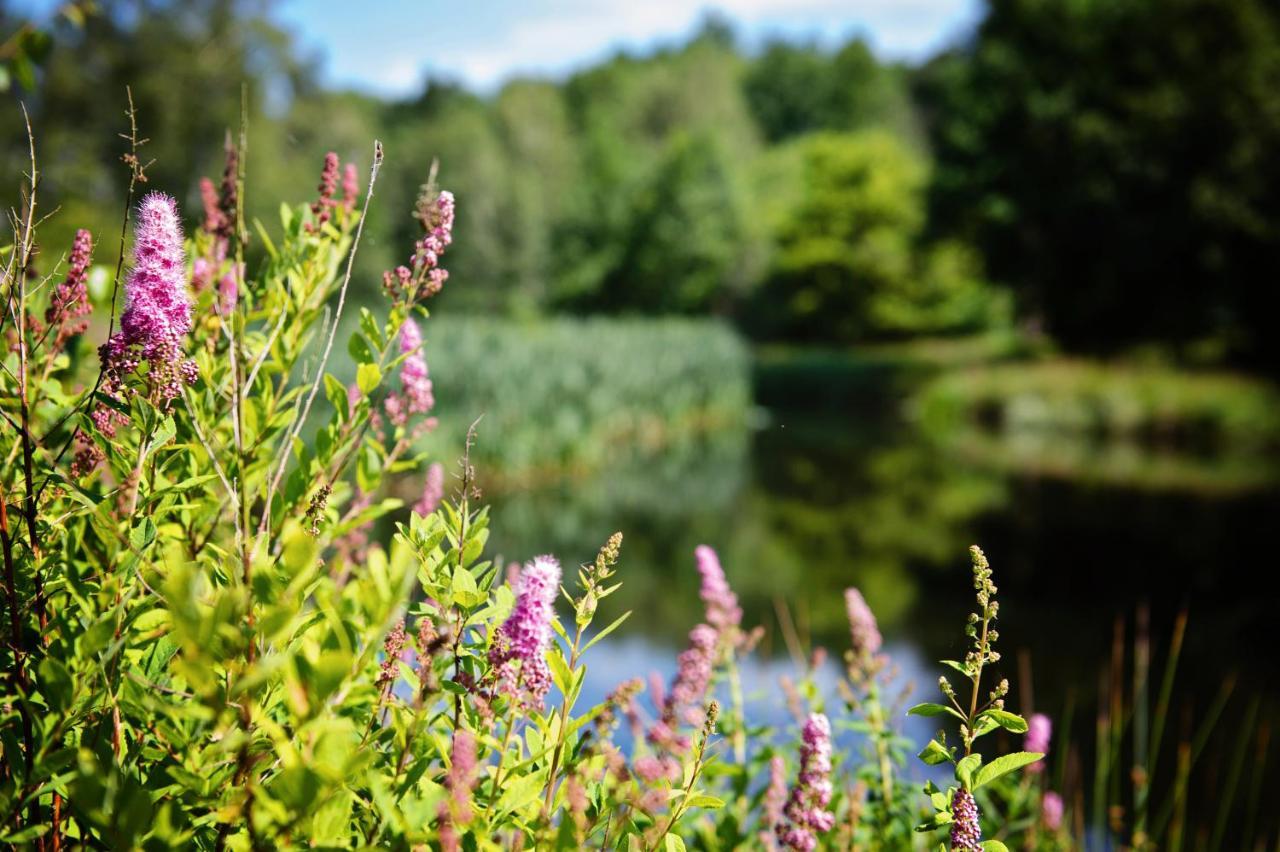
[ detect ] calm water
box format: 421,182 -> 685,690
481,392 -> 1280,812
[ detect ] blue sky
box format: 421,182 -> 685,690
275,0 -> 981,96
16,0 -> 981,97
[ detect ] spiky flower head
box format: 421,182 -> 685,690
1041,790 -> 1064,831
844,587 -> 882,659
695,545 -> 742,635
1025,713 -> 1051,770
412,462 -> 445,516
488,555 -> 561,706
120,193 -> 192,348
777,713 -> 836,851
46,228 -> 93,349
950,788 -> 982,850
98,193 -> 197,412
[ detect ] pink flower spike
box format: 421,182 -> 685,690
844,588 -> 882,658
695,545 -> 742,634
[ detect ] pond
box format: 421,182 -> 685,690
480,379 -> 1280,819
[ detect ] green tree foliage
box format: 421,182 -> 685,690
0,0 -> 310,252
753,131 -> 1006,342
4,2 -> 1006,344
918,0 -> 1280,366
743,38 -> 916,142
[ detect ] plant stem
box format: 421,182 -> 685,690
542,622 -> 585,814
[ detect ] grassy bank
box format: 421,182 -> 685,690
424,315 -> 751,486
912,359 -> 1280,450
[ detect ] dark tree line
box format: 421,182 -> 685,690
5,0 -> 1280,368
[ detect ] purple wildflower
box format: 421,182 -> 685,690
760,755 -> 787,847
844,588 -> 882,659
386,318 -> 433,426
950,788 -> 982,851
342,162 -> 359,211
777,713 -> 836,852
1025,713 -> 1051,771
45,228 -> 93,350
413,462 -> 445,516
487,555 -> 561,707
695,545 -> 742,635
634,755 -> 679,784
377,619 -> 407,689
1041,791 -> 1063,831
199,177 -> 226,237
98,193 -> 197,414
655,623 -> 717,737
215,264 -> 240,316
438,729 -> 477,851
384,189 -> 456,304
120,193 -> 192,347
308,152 -> 341,232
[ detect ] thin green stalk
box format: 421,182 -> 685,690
1137,610 -> 1187,838
1210,697 -> 1258,849
542,622 -> 585,814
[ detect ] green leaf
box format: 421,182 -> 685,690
917,739 -> 953,766
38,658 -> 72,712
581,611 -> 632,653
983,842 -> 1011,852
664,834 -> 687,852
449,567 -> 485,609
973,751 -> 1043,790
356,363 -> 382,394
908,702 -> 965,721
130,518 -> 157,552
955,753 -> 982,789
685,794 -> 724,810
977,708 -> 1028,735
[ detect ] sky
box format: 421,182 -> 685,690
11,0 -> 982,98
270,0 -> 982,97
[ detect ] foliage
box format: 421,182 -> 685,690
0,107 -> 1068,849
917,0 -> 1280,366
751,131 -> 1008,343
422,315 -> 749,485
913,358 -> 1280,450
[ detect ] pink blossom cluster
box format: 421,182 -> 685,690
776,713 -> 836,851
696,545 -> 742,634
759,755 -> 788,847
384,318 -> 435,427
45,228 -> 94,351
844,587 -> 882,659
438,729 -> 477,852
194,143 -> 239,305
412,462 -> 445,516
96,193 -> 197,436
382,189 -> 455,303
309,152 -> 340,232
1041,791 -> 1064,831
487,555 -> 561,707
377,618 -> 408,689
1025,713 -> 1051,771
950,788 -> 983,850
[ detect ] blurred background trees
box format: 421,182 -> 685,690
4,0 -> 1280,370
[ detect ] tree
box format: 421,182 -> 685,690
918,0 -> 1280,368
753,131 -> 1004,342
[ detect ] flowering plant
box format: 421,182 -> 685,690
2,105 -> 1064,851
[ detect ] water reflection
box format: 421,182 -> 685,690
483,402 -> 1280,744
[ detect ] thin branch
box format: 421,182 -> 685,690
256,140 -> 384,545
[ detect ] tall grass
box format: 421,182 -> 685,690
423,316 -> 751,485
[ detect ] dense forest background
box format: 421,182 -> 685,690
4,0 -> 1280,370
